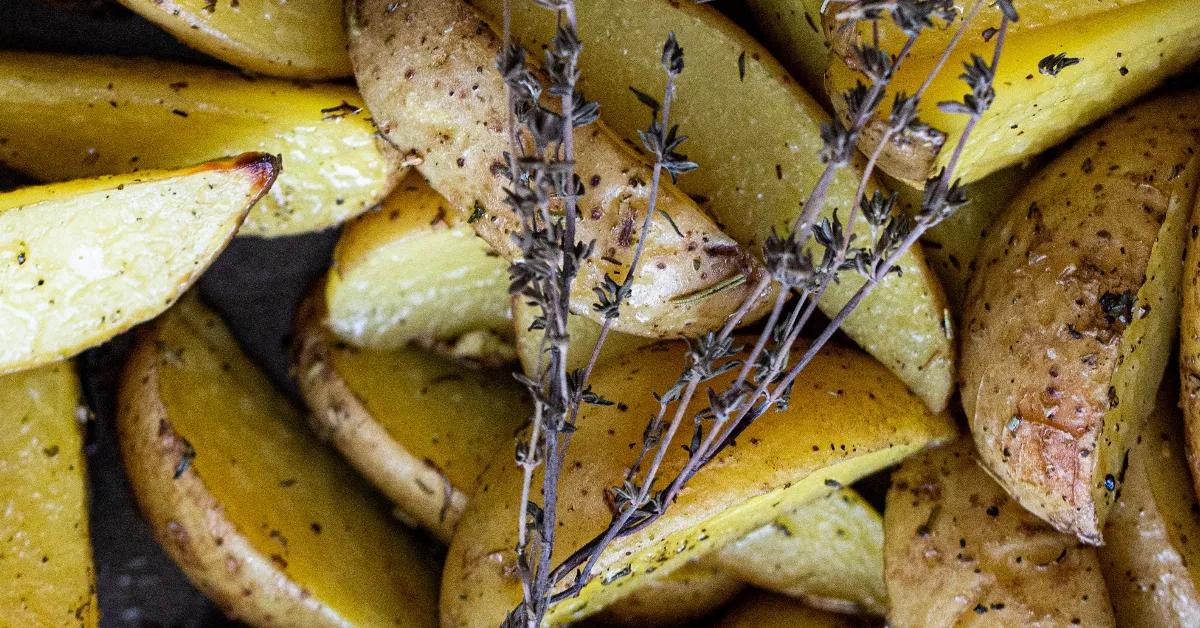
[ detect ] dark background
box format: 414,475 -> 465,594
0,1 -> 756,626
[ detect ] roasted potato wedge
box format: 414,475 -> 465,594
467,0 -> 953,413
1100,388 -> 1200,627
294,287 -> 528,541
712,591 -> 875,628
119,294 -> 439,628
825,0 -> 1200,186
715,487 -> 886,615
892,166 -> 1028,313
0,153 -> 277,374
326,174 -> 512,351
594,562 -> 744,627
115,0 -> 350,78
886,440 -> 1115,628
512,297 -> 660,377
0,52 -> 400,237
349,0 -> 768,340
0,363 -> 97,628
741,0 -> 832,107
962,92 -> 1200,541
442,339 -> 955,626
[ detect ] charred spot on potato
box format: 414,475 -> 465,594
1099,290 -> 1136,325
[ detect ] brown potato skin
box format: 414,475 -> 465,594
885,440 -> 1115,628
293,290 -> 467,543
961,93 -> 1200,542
118,321 -> 350,628
347,0 -> 767,339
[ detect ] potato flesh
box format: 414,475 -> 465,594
0,154 -> 275,374
962,94 -> 1200,542
328,176 -> 511,349
595,562 -> 744,627
127,295 -> 438,628
827,0 -> 1200,185
885,440 -> 1115,628
1101,392 -> 1200,627
0,363 -> 96,628
115,0 -> 350,78
715,488 -> 886,615
512,297 -> 660,377
741,0 -> 833,108
0,52 -> 397,237
441,339 -> 954,627
468,0 -> 953,412
349,0 -> 766,340
713,591 -> 873,628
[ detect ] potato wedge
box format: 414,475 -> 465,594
327,174 -> 511,351
441,339 -> 955,626
114,0 -> 350,78
119,294 -> 439,628
0,153 -> 277,374
593,562 -> 744,627
824,0 -> 1200,186
349,0 -> 767,340
294,287 -> 528,541
742,0 -> 832,107
713,591 -> 875,628
512,297 -> 660,377
885,440 -> 1115,628
1100,388 -> 1200,627
892,166 -> 1028,313
961,92 -> 1200,541
466,0 -> 954,413
715,487 -> 886,615
0,52 -> 400,237
0,363 -> 97,628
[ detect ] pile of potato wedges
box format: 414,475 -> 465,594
3,0 -> 1200,626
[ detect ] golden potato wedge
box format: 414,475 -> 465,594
892,166 -> 1028,313
742,0 -> 832,107
467,0 -> 954,413
0,153 -> 277,374
294,288 -> 528,542
593,562 -> 744,627
961,93 -> 1200,542
441,339 -> 955,627
825,0 -> 1200,185
349,0 -> 767,340
715,487 -> 886,615
0,52 -> 400,237
712,591 -> 875,628
326,174 -> 511,351
118,294 -> 439,628
1100,388 -> 1200,627
114,0 -> 350,78
886,440 -> 1115,628
0,363 -> 97,628
512,297 -> 660,377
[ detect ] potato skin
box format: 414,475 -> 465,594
347,0 -> 767,339
961,93 -> 1200,542
885,440 -> 1115,628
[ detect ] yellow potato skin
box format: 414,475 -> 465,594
0,153 -> 277,374
0,363 -> 97,628
466,0 -> 953,413
712,591 -> 875,628
1101,390 -> 1200,627
294,289 -> 529,542
118,294 -> 439,628
0,52 -> 400,237
885,440 -> 1115,628
441,339 -> 954,627
961,93 -> 1200,542
348,0 -> 768,340
825,0 -> 1200,186
715,488 -> 886,615
115,0 -> 350,78
327,175 -> 512,351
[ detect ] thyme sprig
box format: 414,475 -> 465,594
500,0 -> 1017,624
